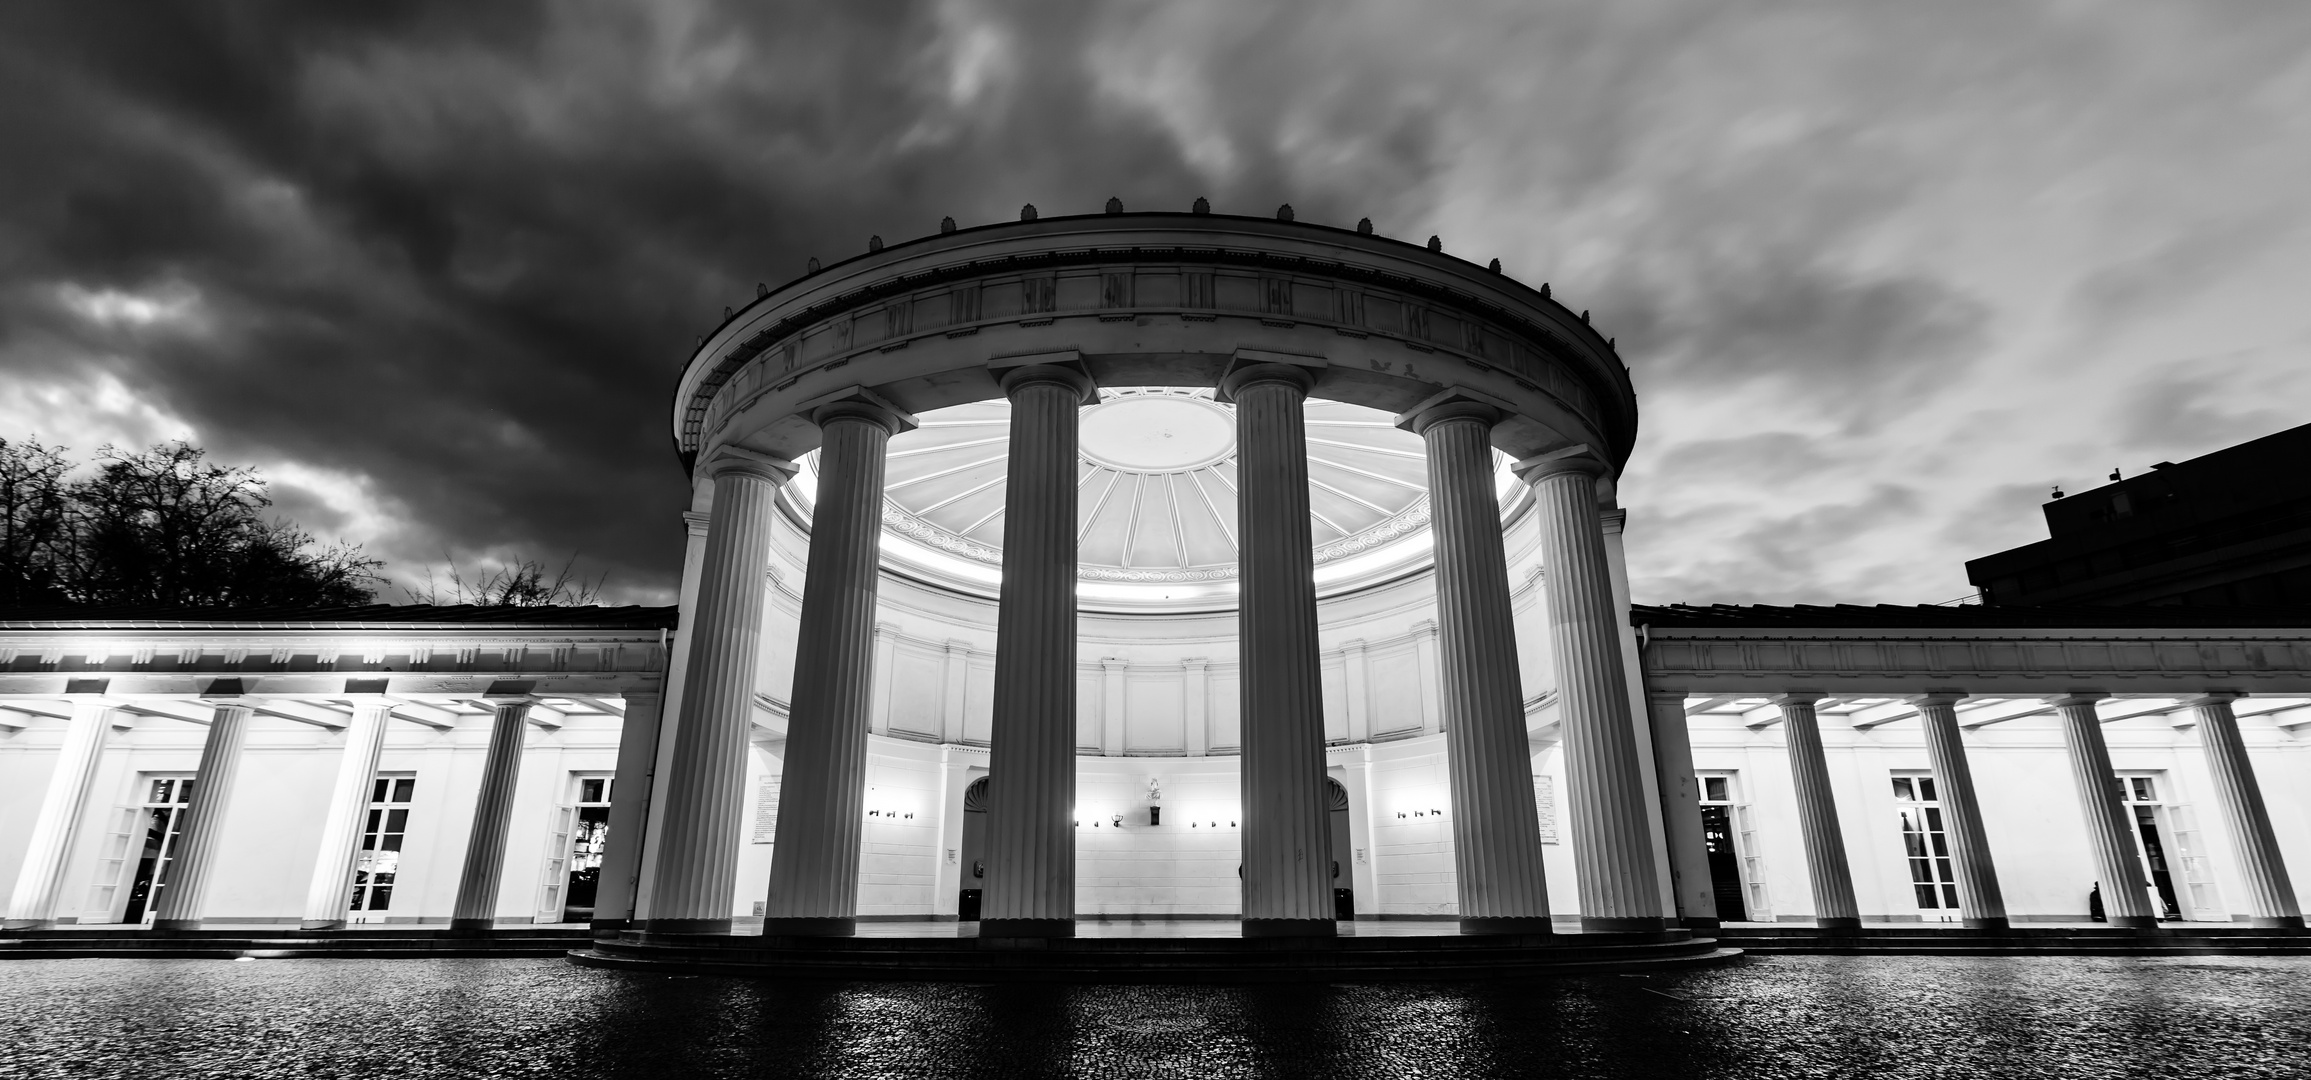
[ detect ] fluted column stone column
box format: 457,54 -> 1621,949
3,700 -> 114,929
1515,446 -> 1666,932
301,701 -> 394,930
1774,694 -> 1861,932
450,700 -> 534,932
2053,694 -> 2157,928
1223,362 -> 1334,938
1408,400 -> 1551,935
763,397 -> 913,936
150,703 -> 253,931
644,450 -> 795,934
1643,691 -> 1720,931
981,364 -> 1095,940
1911,693 -> 2009,931
590,689 -> 663,934
2190,694 -> 2303,928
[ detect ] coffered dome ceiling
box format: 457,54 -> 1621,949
785,388 -> 1521,608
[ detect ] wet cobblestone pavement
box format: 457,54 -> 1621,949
4,955 -> 2307,1079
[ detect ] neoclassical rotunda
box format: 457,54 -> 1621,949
635,203 -> 1663,939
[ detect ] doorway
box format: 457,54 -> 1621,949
1327,777 -> 1353,921
1696,775 -> 1748,923
119,777 -> 195,925
1890,774 -> 1961,922
957,776 -> 988,921
2119,775 -> 2186,920
560,776 -> 614,923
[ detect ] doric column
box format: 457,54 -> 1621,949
1643,691 -> 1719,932
589,689 -> 663,934
1911,693 -> 2009,931
450,700 -> 534,932
762,395 -> 914,936
980,364 -> 1094,940
644,449 -> 796,934
150,702 -> 253,931
2052,694 -> 2157,928
300,701 -> 394,930
1774,694 -> 1860,931
1514,446 -> 1666,932
2,699 -> 115,929
2189,694 -> 2303,928
1407,399 -> 1550,935
1223,361 -> 1334,938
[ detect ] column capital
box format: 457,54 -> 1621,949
1513,444 -> 1610,485
2049,692 -> 2109,708
1905,691 -> 1970,708
682,510 -> 712,537
701,445 -> 800,485
1217,356 -> 1318,401
1392,386 -> 1516,435
2185,692 -> 2246,709
994,359 -> 1096,402
799,384 -> 917,434
1769,691 -> 1827,706
1645,689 -> 1690,708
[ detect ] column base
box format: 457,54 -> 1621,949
150,918 -> 203,932
1579,916 -> 1667,934
1812,917 -> 1863,934
447,918 -> 496,935
978,918 -> 1076,941
2249,915 -> 2306,930
641,917 -> 731,936
1459,916 -> 1554,936
761,916 -> 856,937
2107,915 -> 2160,930
1242,918 -> 1337,939
1678,917 -> 1722,934
588,918 -> 632,939
1962,916 -> 2010,933
298,919 -> 346,931
1,919 -> 54,931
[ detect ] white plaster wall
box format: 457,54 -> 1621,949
1688,709 -> 2311,923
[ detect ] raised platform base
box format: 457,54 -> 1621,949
0,927 -> 590,960
570,927 -> 1738,983
1716,924 -> 2311,956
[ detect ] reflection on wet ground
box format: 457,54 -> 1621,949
4,955 -> 2306,1078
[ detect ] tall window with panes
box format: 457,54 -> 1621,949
351,777 -> 416,914
1891,774 -> 1961,916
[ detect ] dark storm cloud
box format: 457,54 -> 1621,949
0,1 -> 1282,600
4,2 -> 2307,607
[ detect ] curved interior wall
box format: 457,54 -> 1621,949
732,472 -> 1592,920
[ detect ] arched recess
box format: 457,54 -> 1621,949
1325,776 -> 1355,920
957,776 -> 990,920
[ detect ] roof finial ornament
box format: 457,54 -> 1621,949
1580,310 -> 1590,323
1487,259 -> 1501,273
1276,203 -> 1295,222
1427,235 -> 1442,252
723,306 -> 733,320
1020,203 -> 1038,221
1540,282 -> 1550,298
1356,217 -> 1373,235
756,282 -> 769,298
939,216 -> 956,234
868,235 -> 884,252
806,257 -> 821,274
1192,196 -> 1210,214
1105,196 -> 1124,214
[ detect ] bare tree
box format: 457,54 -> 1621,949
0,438 -> 72,605
402,553 -> 608,607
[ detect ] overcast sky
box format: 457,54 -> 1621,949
3,2 -> 2306,607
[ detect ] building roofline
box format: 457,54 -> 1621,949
0,604 -> 681,632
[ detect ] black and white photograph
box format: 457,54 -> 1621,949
3,3 -> 2308,1077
